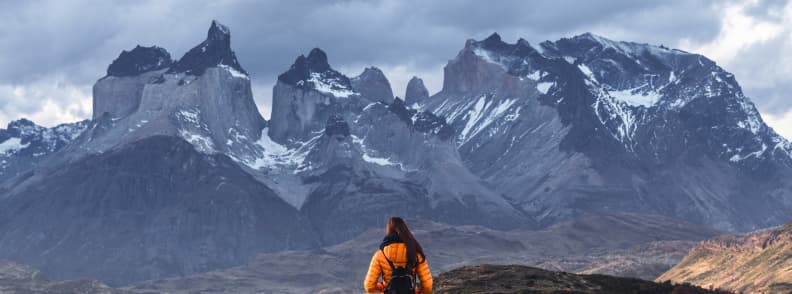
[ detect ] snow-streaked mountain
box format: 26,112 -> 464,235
421,32 -> 792,231
0,119 -> 88,183
264,48 -> 528,244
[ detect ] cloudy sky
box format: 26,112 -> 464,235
1,0 -> 791,138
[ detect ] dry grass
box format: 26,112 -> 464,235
658,226 -> 792,293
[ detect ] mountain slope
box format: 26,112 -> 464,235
0,261 -> 130,294
658,221 -> 792,293
422,33 -> 792,231
0,136 -> 318,285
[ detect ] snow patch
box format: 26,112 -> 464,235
248,128 -> 307,169
219,64 -> 248,80
609,87 -> 661,107
536,82 -> 553,94
526,70 -> 542,80
460,96 -> 489,141
178,129 -> 215,154
730,143 -> 767,162
308,72 -> 355,98
459,96 -> 518,143
362,153 -> 398,166
0,138 -> 29,154
578,64 -> 594,79
177,109 -> 200,125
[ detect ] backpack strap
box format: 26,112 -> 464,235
380,248 -> 397,271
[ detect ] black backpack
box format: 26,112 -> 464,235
381,249 -> 416,294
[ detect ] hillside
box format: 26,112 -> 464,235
434,264 -> 729,294
658,222 -> 792,293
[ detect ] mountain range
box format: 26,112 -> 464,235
0,20 -> 789,286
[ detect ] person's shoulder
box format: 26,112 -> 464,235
418,252 -> 427,263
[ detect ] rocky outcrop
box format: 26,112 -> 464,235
86,20 -> 266,162
166,20 -> 246,76
659,222 -> 792,293
94,45 -> 171,120
404,76 -> 429,106
350,67 -> 394,103
106,45 -> 171,77
268,48 -> 360,144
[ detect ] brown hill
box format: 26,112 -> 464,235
658,222 -> 792,293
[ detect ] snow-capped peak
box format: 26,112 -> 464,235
278,48 -> 357,98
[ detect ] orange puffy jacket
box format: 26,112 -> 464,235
363,242 -> 432,293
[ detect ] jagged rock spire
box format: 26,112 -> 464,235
324,115 -> 350,137
351,66 -> 394,103
405,76 -> 429,106
167,20 -> 246,76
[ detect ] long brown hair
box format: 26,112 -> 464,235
386,217 -> 425,267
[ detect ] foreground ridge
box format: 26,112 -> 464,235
435,264 -> 730,294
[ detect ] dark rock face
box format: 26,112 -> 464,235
422,32 -> 792,231
167,20 -> 247,76
0,136 -> 318,286
404,76 -> 429,106
386,98 -> 454,140
351,67 -> 394,103
324,115 -> 350,137
107,45 -> 172,77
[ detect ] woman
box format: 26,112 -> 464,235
364,217 -> 432,294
